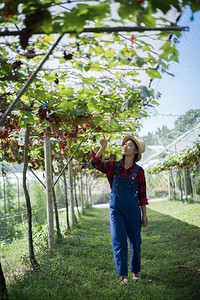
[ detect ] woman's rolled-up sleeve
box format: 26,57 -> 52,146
137,167 -> 149,206
91,154 -> 115,175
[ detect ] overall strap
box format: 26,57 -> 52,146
132,164 -> 140,178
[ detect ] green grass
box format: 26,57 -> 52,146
148,199 -> 200,227
1,200 -> 200,299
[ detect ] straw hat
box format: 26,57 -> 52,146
122,135 -> 146,161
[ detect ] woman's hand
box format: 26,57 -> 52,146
142,215 -> 148,227
95,134 -> 108,158
141,205 -> 148,227
99,133 -> 108,149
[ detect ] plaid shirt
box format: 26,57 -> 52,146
91,154 -> 148,206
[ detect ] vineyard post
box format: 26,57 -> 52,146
80,171 -> 84,214
23,125 -> 39,267
168,170 -> 171,199
85,172 -> 89,205
190,172 -> 195,200
60,155 -> 70,230
170,169 -> 175,199
69,160 -> 75,226
2,171 -> 6,216
183,168 -> 187,199
44,137 -> 54,249
89,183 -> 92,205
177,169 -> 183,200
183,168 -> 193,199
168,170 -> 172,199
74,173 -> 80,217
87,176 -> 92,205
52,183 -> 62,240
171,169 -> 176,199
187,169 -> 193,200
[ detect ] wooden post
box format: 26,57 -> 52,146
183,168 -> 193,199
168,169 -> 174,199
170,169 -> 175,199
171,168 -> 176,199
85,172 -> 89,205
80,171 -> 84,214
190,175 -> 194,200
74,174 -> 80,217
44,137 -> 54,249
52,185 -> 62,240
183,168 -> 187,199
2,172 -> 6,216
69,160 -> 75,226
60,155 -> 70,231
167,170 -> 170,199
89,183 -> 92,205
177,169 -> 183,200
23,125 -> 39,267
186,169 -> 193,199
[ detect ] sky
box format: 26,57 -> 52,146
139,6 -> 200,136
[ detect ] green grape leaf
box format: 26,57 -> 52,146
145,68 -> 161,79
88,98 -> 101,112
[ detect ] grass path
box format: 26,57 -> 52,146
3,200 -> 200,299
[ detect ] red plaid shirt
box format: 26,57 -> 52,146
91,154 -> 148,206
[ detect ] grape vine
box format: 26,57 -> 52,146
147,141 -> 200,174
0,0 -> 199,171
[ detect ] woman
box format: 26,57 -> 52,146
91,134 -> 148,284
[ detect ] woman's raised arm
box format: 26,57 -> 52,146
95,134 -> 108,157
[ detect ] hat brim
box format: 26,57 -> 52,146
122,135 -> 142,162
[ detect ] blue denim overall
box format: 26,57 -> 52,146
109,164 -> 141,276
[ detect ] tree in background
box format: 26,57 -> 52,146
142,109 -> 200,145
174,109 -> 200,135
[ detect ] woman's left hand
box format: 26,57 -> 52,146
142,216 -> 148,227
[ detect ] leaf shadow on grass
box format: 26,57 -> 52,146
169,198 -> 200,205
6,207 -> 200,300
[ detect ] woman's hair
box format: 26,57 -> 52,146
123,139 -> 139,162
114,140 -> 139,175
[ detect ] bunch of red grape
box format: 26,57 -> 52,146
25,48 -> 36,59
38,105 -> 47,123
64,51 -> 73,60
0,129 -> 9,139
2,117 -> 19,133
12,60 -> 23,69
